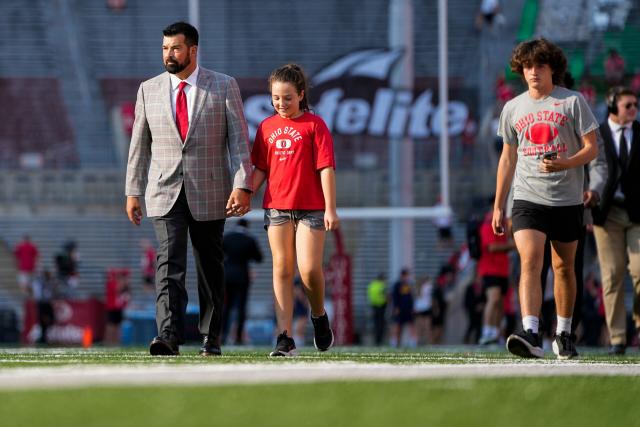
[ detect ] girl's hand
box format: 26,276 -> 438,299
324,209 -> 340,231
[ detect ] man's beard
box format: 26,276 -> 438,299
165,55 -> 190,74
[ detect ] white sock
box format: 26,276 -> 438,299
556,316 -> 572,335
482,325 -> 492,337
490,326 -> 499,338
522,316 -> 539,334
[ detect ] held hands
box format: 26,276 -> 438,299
324,209 -> 340,231
126,196 -> 143,226
226,188 -> 251,217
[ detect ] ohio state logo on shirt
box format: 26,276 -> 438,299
514,110 -> 569,157
268,126 -> 302,160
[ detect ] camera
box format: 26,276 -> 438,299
542,151 -> 557,160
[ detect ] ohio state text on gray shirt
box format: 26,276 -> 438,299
498,86 -> 598,206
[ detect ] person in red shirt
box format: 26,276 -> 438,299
252,63 -> 339,357
478,210 -> 515,344
14,235 -> 39,296
104,268 -> 131,346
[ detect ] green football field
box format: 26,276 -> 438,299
1,347 -> 639,427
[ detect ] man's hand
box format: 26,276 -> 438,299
126,196 -> 143,225
226,189 -> 251,217
583,190 -> 600,208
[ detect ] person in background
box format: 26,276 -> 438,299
14,235 -> 39,296
104,269 -> 131,346
292,276 -> 309,346
431,265 -> 452,344
390,268 -> 416,347
367,272 -> 388,346
478,210 -> 515,345
604,49 -> 626,86
32,270 -> 56,345
591,86 -> 640,355
221,218 -> 263,345
464,279 -> 484,344
413,275 -> 434,345
54,240 -> 79,295
140,239 -> 156,295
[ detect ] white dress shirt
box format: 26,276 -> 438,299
169,65 -> 199,124
607,117 -> 633,200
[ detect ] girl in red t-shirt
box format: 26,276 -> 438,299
251,64 -> 339,357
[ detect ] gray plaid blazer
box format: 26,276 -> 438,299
125,68 -> 252,221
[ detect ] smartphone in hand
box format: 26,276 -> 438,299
543,151 -> 558,161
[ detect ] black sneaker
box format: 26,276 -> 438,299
552,331 -> 578,360
608,344 -> 626,355
269,331 -> 297,357
311,312 -> 334,352
506,329 -> 544,358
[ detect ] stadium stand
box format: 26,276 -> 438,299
0,216 -> 463,344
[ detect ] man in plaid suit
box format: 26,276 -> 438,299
125,22 -> 252,356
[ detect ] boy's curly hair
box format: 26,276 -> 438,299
510,38 -> 567,85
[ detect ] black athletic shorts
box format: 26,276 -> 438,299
482,275 -> 509,295
511,199 -> 583,242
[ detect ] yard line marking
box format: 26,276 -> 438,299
1,362 -> 639,390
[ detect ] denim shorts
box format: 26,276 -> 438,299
263,208 -> 325,230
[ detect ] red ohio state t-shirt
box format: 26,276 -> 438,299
252,112 -> 335,210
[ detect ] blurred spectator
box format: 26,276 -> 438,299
32,270 -> 56,345
464,279 -> 484,344
478,210 -> 515,345
14,235 -> 39,296
140,239 -> 156,294
495,74 -> 516,104
630,70 -> 640,95
461,117 -> 477,166
413,276 -> 434,345
221,219 -> 263,345
54,240 -> 79,295
591,86 -> 639,355
104,269 -> 131,346
292,276 -> 309,346
604,48 -> 626,85
433,196 -> 453,246
475,0 -> 504,31
503,284 -> 517,340
578,78 -> 597,107
367,272 -> 388,346
431,265 -> 453,344
390,268 -> 416,347
581,271 -> 606,347
107,0 -> 127,12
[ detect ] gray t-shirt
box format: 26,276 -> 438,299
498,86 -> 598,206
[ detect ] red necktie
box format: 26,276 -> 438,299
176,81 -> 189,142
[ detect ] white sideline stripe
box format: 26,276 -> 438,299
0,362 -> 639,390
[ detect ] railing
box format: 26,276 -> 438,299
0,168 -> 494,214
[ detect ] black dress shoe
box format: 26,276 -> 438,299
149,336 -> 180,356
199,336 -> 222,356
608,344 -> 626,355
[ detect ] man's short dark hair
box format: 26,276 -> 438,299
510,38 -> 567,86
163,21 -> 199,46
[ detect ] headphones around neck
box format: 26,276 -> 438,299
606,86 -> 626,115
